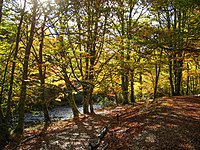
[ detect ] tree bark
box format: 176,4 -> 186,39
169,54 -> 175,96
139,73 -> 143,98
67,90 -> 79,117
38,14 -> 50,124
62,67 -> 80,117
174,56 -> 183,96
83,87 -> 89,114
0,0 -> 3,22
130,69 -> 135,103
153,64 -> 161,99
153,50 -> 162,100
6,0 -> 26,125
14,0 -> 37,135
0,0 -> 26,145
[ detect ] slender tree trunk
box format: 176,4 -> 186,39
6,0 -> 26,125
153,50 -> 162,100
169,54 -> 175,96
0,0 -> 3,22
139,73 -> 143,98
40,62 -> 50,124
88,50 -> 95,113
0,0 -> 26,145
83,38 -> 90,114
0,50 -> 12,119
0,51 -> 12,148
123,72 -> 129,104
130,69 -> 135,103
14,0 -> 37,135
186,63 -> 189,95
153,63 -> 161,100
38,14 -> 50,124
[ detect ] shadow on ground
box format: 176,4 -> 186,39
105,96 -> 200,150
7,96 -> 200,150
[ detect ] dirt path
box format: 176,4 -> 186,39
7,96 -> 200,150
104,96 -> 200,150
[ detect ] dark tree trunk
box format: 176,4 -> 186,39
139,73 -> 143,98
174,57 -> 183,96
153,64 -> 161,100
0,50 -> 12,121
123,73 -> 129,104
14,0 -> 37,135
83,86 -> 89,114
186,63 -> 189,95
89,87 -> 94,113
153,50 -> 162,100
67,90 -> 79,117
61,65 -> 79,117
0,54 -> 12,148
0,0 -> 26,145
6,0 -> 26,125
83,46 -> 89,114
38,14 -> 50,124
0,0 -> 3,22
130,69 -> 135,103
169,55 -> 175,96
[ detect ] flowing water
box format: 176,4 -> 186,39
13,104 -> 102,126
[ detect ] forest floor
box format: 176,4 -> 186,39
5,96 -> 200,150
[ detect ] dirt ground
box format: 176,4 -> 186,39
6,96 -> 200,150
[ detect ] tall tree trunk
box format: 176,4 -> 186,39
0,0 -> 26,146
186,63 -> 189,95
14,0 -> 37,135
123,70 -> 129,104
82,46 -> 89,114
153,63 -> 161,99
0,0 -> 3,22
83,86 -> 89,114
62,68 -> 79,117
0,50 -> 13,118
88,50 -> 95,113
123,0 -> 134,104
0,4 -> 3,114
6,0 -> 26,125
153,50 -> 162,100
0,50 -> 13,148
169,54 -> 175,96
130,69 -> 135,103
68,91 -> 79,117
174,55 -> 183,96
38,14 -> 50,124
139,73 -> 143,99
89,86 -> 94,113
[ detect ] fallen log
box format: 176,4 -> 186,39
89,126 -> 108,150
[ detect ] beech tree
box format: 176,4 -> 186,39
111,0 -> 147,103
0,0 -> 26,145
14,0 -> 38,135
147,0 -> 200,96
55,0 -> 112,113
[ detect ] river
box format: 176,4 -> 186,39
13,104 -> 102,126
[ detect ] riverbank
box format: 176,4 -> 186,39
5,96 -> 200,150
